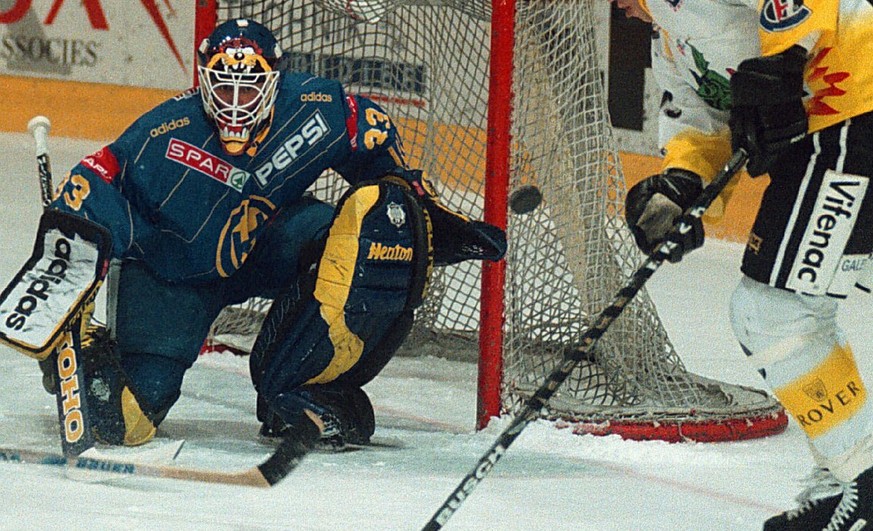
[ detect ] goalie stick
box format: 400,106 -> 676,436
421,149 -> 750,530
19,116 -> 101,457
28,116 -> 54,207
0,434 -> 308,488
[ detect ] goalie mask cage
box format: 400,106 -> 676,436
202,0 -> 787,442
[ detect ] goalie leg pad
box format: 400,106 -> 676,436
251,180 -> 431,426
731,276 -> 873,481
75,326 -> 162,446
259,384 -> 376,446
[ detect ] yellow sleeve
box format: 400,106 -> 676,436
661,129 -> 738,223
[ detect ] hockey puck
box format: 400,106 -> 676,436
509,184 -> 543,214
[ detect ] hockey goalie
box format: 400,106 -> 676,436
0,18 -> 505,461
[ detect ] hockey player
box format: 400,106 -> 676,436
612,0 -> 873,529
34,19 -> 505,456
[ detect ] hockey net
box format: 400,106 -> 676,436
204,0 -> 787,442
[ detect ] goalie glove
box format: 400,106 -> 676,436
386,169 -> 507,267
625,169 -> 704,263
729,45 -> 808,177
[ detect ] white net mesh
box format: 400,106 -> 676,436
208,0 -> 786,440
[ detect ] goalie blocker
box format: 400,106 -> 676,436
0,209 -> 111,360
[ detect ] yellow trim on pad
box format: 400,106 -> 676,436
121,387 -> 157,446
308,185 -> 381,384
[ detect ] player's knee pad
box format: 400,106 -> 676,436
730,275 -> 840,364
250,179 -> 432,402
731,277 -> 873,480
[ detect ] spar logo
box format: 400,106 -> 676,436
80,147 -> 120,184
760,0 -> 811,32
166,138 -> 250,192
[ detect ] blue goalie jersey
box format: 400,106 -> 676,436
50,72 -> 410,283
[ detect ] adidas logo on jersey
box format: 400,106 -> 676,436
300,92 -> 333,103
150,117 -> 191,137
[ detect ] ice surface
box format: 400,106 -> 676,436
1,131 -> 864,530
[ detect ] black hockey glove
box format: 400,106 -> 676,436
729,45 -> 808,177
625,169 -> 704,263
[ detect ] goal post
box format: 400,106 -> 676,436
479,0 -> 514,429
197,0 -> 788,442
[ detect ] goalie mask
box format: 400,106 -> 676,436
197,19 -> 282,156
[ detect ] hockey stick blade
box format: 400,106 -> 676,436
0,433 -> 310,488
421,149 -> 749,531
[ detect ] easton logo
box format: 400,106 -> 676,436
760,0 -> 811,32
787,171 -> 868,294
166,138 -> 250,192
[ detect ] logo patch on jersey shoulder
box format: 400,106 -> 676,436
166,138 -> 251,192
760,0 -> 811,32
80,147 -> 121,184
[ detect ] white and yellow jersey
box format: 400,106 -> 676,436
640,0 -> 873,186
